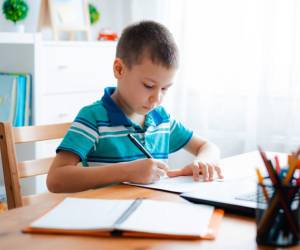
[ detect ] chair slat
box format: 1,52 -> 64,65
14,123 -> 71,144
18,157 -> 54,178
0,122 -> 22,208
0,121 -> 71,209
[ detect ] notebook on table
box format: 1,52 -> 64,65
125,151 -> 287,216
23,197 -> 224,240
127,175 -> 258,216
181,152 -> 288,216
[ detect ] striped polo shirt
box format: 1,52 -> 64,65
57,87 -> 193,166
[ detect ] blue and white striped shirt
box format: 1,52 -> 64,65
57,87 -> 193,166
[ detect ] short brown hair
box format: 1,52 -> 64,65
116,21 -> 178,69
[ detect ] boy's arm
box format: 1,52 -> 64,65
167,135 -> 223,181
185,135 -> 220,163
46,151 -> 169,193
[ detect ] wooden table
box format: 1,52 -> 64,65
0,183 -> 292,250
1,151 -> 300,249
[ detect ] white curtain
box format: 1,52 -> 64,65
128,0 -> 300,164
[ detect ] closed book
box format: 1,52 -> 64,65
24,74 -> 32,125
14,75 -> 27,127
0,73 -> 17,123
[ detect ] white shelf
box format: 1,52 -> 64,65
0,32 -> 117,48
0,32 -> 42,44
42,40 -> 117,48
0,38 -> 116,195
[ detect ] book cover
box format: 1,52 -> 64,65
24,74 -> 32,126
0,73 -> 17,123
13,75 -> 27,127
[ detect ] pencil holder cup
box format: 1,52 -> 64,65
256,180 -> 300,247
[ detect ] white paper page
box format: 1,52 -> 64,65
123,151 -> 269,193
116,200 -> 214,237
31,198 -> 133,230
124,176 -> 230,193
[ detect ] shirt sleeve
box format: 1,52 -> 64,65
169,118 -> 193,153
56,106 -> 99,163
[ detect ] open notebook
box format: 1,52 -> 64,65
23,197 -> 223,239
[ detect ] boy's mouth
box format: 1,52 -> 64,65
143,106 -> 155,110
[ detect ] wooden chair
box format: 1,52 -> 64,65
0,122 -> 71,209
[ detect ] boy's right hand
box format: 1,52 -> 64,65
128,159 -> 169,184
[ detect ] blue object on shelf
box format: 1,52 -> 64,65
14,75 -> 26,127
0,72 -> 32,127
0,73 -> 17,123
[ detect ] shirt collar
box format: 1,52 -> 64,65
101,87 -> 132,126
101,86 -> 164,127
145,109 -> 163,127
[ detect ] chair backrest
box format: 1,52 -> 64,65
0,122 -> 71,209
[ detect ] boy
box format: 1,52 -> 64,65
47,21 -> 223,193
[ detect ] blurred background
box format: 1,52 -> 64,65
1,0 -> 300,194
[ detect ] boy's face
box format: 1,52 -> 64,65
113,56 -> 176,116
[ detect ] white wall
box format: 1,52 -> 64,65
90,0 -> 132,39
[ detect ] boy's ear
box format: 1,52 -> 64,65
113,58 -> 125,79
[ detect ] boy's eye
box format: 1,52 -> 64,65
143,83 -> 153,89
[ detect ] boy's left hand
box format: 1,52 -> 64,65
167,160 -> 223,182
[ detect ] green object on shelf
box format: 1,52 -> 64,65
2,0 -> 29,24
89,3 -> 100,25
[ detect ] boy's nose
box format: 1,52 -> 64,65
149,91 -> 161,104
